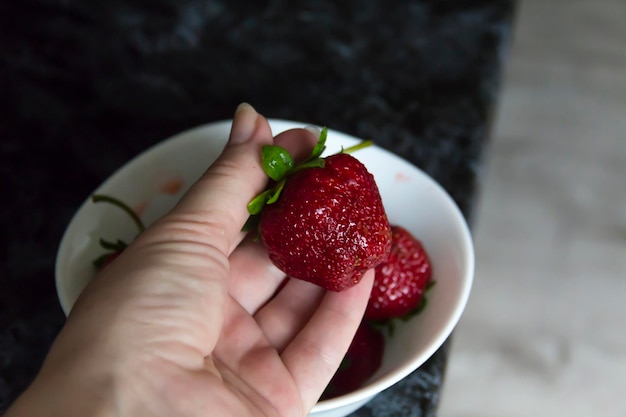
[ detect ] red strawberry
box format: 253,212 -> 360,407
247,128 -> 392,292
99,250 -> 122,269
321,321 -> 385,400
365,225 -> 433,321
91,194 -> 145,271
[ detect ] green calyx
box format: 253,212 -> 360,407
91,194 -> 145,268
243,127 -> 373,231
92,238 -> 127,269
91,194 -> 145,233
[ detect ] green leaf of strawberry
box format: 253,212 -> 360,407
261,145 -> 294,181
91,194 -> 145,270
307,126 -> 328,161
98,238 -> 128,251
247,189 -> 274,216
92,194 -> 145,233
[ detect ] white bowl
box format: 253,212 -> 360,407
55,119 -> 474,417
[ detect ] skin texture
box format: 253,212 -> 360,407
5,104 -> 374,417
321,322 -> 385,400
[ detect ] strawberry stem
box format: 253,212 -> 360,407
92,194 -> 145,233
289,157 -> 325,174
341,140 -> 373,155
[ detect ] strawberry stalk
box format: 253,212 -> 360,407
91,194 -> 145,269
340,139 -> 373,155
92,194 -> 145,233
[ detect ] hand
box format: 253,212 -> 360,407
6,104 -> 374,417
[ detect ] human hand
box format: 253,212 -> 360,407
6,104 -> 374,417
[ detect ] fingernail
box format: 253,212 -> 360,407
304,125 -> 321,138
229,103 -> 258,144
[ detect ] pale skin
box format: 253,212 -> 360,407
5,103 -> 374,417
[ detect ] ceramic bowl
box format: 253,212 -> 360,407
55,119 -> 474,417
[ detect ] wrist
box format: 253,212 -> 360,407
5,322 -> 137,417
5,359 -> 119,417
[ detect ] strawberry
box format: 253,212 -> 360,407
321,321 -> 385,400
247,128 -> 392,292
97,250 -> 122,270
365,225 -> 433,321
91,194 -> 145,270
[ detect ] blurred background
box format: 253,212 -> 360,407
439,1 -> 626,416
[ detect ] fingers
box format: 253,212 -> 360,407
273,126 -> 321,163
227,127 -> 320,311
253,279 -> 325,351
71,104 -> 274,357
213,298 -> 306,416
227,237 -> 286,313
166,103 -> 273,256
280,271 -> 375,411
165,108 -> 320,258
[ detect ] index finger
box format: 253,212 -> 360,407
281,270 -> 375,411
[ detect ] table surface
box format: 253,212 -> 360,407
0,1 -> 515,415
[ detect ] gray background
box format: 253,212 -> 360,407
440,1 -> 626,416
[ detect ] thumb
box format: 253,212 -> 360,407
66,104 -> 274,351
165,103 -> 273,255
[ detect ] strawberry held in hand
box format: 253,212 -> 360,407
247,128 -> 392,292
365,225 -> 433,321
